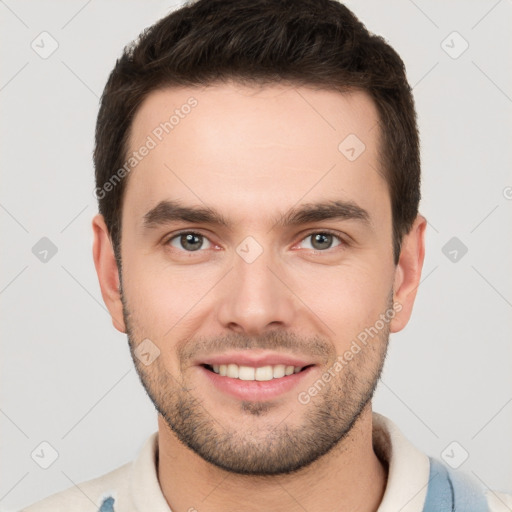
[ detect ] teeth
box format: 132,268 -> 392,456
255,366 -> 273,381
273,365 -> 285,378
239,366 -> 255,381
285,365 -> 295,376
226,364 -> 239,378
211,363 -> 304,380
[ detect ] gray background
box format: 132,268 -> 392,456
1,0 -> 511,510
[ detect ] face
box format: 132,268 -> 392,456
109,83 -> 405,475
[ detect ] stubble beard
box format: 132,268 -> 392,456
121,289 -> 391,476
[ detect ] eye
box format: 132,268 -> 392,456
298,231 -> 344,251
167,232 -> 213,252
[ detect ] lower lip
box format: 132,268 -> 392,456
199,366 -> 315,401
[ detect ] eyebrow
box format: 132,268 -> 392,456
142,199 -> 371,231
273,200 -> 370,228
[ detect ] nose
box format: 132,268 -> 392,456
216,247 -> 297,336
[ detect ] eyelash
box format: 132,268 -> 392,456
163,229 -> 348,254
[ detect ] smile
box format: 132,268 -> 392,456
204,363 -> 310,381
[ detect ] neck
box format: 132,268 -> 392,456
157,404 -> 388,512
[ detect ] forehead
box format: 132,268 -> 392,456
123,82 -> 387,228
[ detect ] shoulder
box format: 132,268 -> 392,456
429,457 -> 512,512
20,461 -> 131,512
486,489 -> 512,512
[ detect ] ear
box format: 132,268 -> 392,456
389,214 -> 427,333
92,214 -> 127,333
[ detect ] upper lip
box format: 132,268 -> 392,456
196,351 -> 316,368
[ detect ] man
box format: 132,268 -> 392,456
22,0 -> 511,511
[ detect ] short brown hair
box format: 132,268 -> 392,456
94,0 -> 421,266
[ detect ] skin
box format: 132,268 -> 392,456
92,82 -> 426,512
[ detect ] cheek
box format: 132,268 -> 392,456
122,252 -> 221,336
291,258 -> 393,337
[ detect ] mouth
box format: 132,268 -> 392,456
197,354 -> 317,402
201,363 -> 314,381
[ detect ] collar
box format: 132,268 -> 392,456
372,411 -> 430,512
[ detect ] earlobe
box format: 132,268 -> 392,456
92,214 -> 127,333
390,214 -> 427,333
